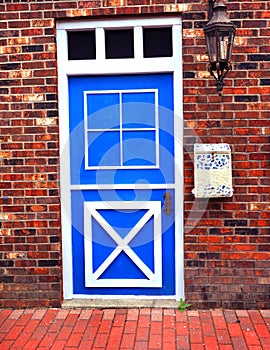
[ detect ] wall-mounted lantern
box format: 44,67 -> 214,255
204,0 -> 236,95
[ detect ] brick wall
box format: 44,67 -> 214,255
0,0 -> 269,309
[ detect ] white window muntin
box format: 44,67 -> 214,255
84,88 -> 159,170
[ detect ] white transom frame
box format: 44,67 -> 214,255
83,89 -> 159,170
84,201 -> 162,287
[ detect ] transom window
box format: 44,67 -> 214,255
68,27 -> 172,60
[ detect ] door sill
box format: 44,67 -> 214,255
62,298 -> 179,309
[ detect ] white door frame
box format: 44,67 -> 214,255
56,16 -> 184,301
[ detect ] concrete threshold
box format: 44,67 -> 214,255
62,298 -> 179,309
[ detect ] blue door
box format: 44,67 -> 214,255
69,74 -> 176,296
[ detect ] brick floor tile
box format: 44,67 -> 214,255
127,308 -> 139,320
93,332 -> 110,348
98,319 -> 112,333
66,332 -> 83,347
190,344 -> 205,350
219,345 -> 234,350
134,341 -> 148,349
0,340 -> 15,349
79,309 -> 93,319
0,319 -> 16,333
254,323 -> 270,338
211,310 -> 224,317
23,319 -> 40,333
260,338 -> 270,350
148,332 -> 162,349
16,312 -> 33,326
124,320 -> 137,334
164,309 -> 176,316
72,318 -> 88,333
55,309 -> 70,320
30,325 -> 48,340
151,308 -> 163,321
163,328 -> 175,345
224,311 -> 238,323
64,313 -> 79,327
176,335 -> 190,349
248,310 -> 265,324
203,335 -> 219,350
24,338 -> 42,349
112,313 -> 126,327
164,314 -> 175,328
81,324 -> 98,342
239,317 -> 254,331
188,316 -> 201,329
176,310 -> 188,322
79,340 -> 93,349
231,337 -> 248,350
47,319 -> 65,333
39,309 -> 58,326
106,326 -> 123,350
260,310 -> 270,317
236,310 -> 249,318
56,325 -> 73,340
120,332 -> 135,348
243,329 -> 261,346
201,321 -> 215,336
247,346 -> 263,350
50,339 -> 67,350
69,309 -> 81,315
216,329 -> 231,344
103,309 -> 115,320
11,331 -> 32,348
137,314 -> 150,328
139,308 -> 151,315
188,311 -> 199,317
135,327 -> 149,342
150,321 -> 162,335
212,315 -> 228,329
8,309 -> 24,320
5,325 -> 24,340
189,327 -> 203,343
228,323 -> 243,337
0,310 -> 12,327
39,331 -> 58,347
31,309 -> 47,320
176,322 -> 188,336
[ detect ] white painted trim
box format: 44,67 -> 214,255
56,16 -> 181,30
57,16 -> 184,301
57,29 -> 73,300
172,23 -> 184,301
70,294 -> 176,300
70,184 -> 176,190
63,59 -> 175,76
84,201 -> 162,287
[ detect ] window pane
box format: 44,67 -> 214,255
143,27 -> 172,58
68,31 -> 96,60
122,130 -> 156,166
88,131 -> 120,166
122,92 -> 156,128
105,29 -> 134,59
87,93 -> 120,129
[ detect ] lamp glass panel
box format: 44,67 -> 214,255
206,33 -> 217,63
218,31 -> 230,61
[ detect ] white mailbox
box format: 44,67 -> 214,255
192,143 -> 233,198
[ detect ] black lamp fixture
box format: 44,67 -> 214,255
204,0 -> 236,95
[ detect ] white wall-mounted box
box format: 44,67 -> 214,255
192,143 -> 233,198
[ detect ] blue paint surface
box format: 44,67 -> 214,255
69,74 -> 176,296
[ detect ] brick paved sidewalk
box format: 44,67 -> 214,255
0,308 -> 270,350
